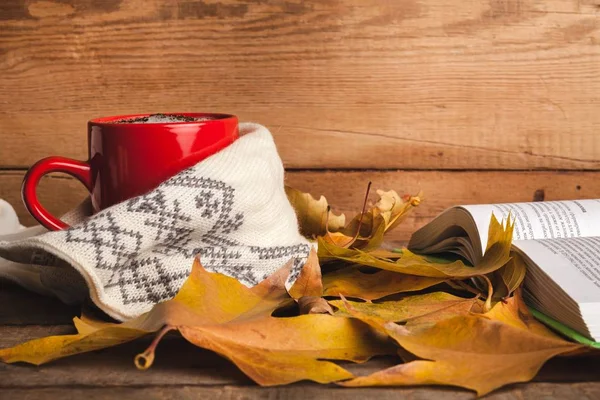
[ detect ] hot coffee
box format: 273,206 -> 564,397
114,113 -> 217,124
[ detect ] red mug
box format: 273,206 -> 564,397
22,113 -> 239,231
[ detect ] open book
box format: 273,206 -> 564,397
408,199 -> 600,345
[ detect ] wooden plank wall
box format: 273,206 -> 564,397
1,0 -> 600,242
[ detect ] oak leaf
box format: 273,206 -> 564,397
285,186 -> 345,238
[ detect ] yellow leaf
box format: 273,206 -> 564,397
1,258 -> 391,387
330,292 -> 479,325
179,314 -> 395,386
483,289 -> 562,340
375,190 -> 423,232
288,248 -> 333,314
322,265 -> 444,300
0,259 -> 293,365
320,231 -> 356,248
319,214 -> 513,279
285,186 -> 345,238
0,326 -> 146,365
341,292 -> 582,396
492,252 -> 527,299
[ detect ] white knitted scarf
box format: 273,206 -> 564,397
0,123 -> 312,321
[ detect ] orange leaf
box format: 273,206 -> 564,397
0,259 -> 293,365
179,314 -> 394,385
341,293 -> 582,396
288,248 -> 322,299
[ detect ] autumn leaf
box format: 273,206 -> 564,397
0,259 -> 293,365
338,189 -> 423,251
322,265 -> 445,300
285,186 -> 345,238
288,248 -> 323,299
319,214 -> 513,279
330,292 -> 479,325
179,314 -> 394,386
2,180 -> 583,397
483,288 -> 563,340
288,248 -> 333,314
1,258 -> 393,386
491,252 -> 527,300
0,324 -> 148,366
374,190 -> 423,233
340,291 -> 582,396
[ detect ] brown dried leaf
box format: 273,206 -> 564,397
288,248 -> 334,315
297,296 -> 334,315
285,186 -> 345,238
288,248 -> 322,299
494,252 -> 527,299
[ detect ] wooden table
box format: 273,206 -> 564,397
1,280 -> 599,400
2,0 -> 600,398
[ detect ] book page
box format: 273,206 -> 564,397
514,237 -> 600,304
461,199 -> 600,254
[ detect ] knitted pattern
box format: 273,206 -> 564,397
0,123 -> 312,321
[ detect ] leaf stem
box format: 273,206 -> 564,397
478,275 -> 494,312
341,181 -> 372,248
134,325 -> 175,370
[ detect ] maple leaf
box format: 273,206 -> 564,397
178,314 -> 393,386
0,259 -> 293,365
0,259 -> 392,385
340,291 -> 582,396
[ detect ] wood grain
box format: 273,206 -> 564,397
0,304 -> 598,397
1,0 -> 599,169
0,289 -> 598,392
2,383 -> 600,400
2,169 -> 599,242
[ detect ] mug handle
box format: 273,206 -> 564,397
22,156 -> 92,231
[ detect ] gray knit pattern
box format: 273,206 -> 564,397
0,123 -> 312,321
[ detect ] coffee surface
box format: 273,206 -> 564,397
115,113 -> 215,124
